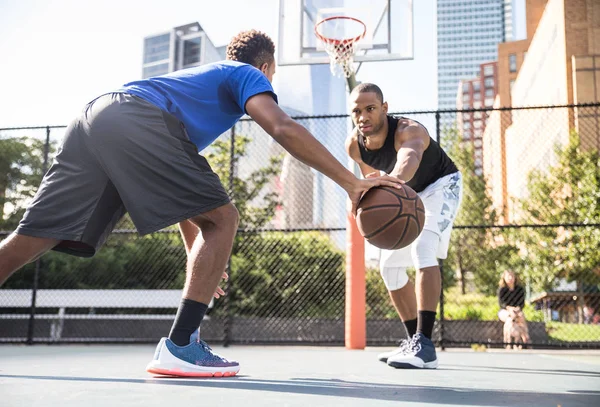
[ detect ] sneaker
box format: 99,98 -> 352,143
377,339 -> 410,363
146,337 -> 240,377
387,333 -> 438,369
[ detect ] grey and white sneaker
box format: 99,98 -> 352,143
377,338 -> 410,363
387,333 -> 438,369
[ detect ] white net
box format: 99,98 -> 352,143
321,42 -> 359,78
315,16 -> 366,78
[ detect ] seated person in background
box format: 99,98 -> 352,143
497,269 -> 526,322
497,269 -> 529,347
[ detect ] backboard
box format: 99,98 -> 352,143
277,0 -> 414,67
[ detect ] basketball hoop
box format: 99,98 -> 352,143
314,16 -> 367,78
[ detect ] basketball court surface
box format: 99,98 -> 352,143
2,345 -> 599,406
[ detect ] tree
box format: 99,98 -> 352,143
513,131 -> 600,303
0,137 -> 52,230
442,128 -> 517,295
205,135 -> 283,229
225,232 -> 345,318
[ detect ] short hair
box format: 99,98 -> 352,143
351,83 -> 384,103
226,30 -> 275,69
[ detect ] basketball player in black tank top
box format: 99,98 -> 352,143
346,83 -> 462,369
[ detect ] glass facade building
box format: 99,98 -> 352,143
438,0 -> 513,114
142,22 -> 223,79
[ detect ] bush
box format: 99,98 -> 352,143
226,231 -> 345,318
4,230 -> 187,290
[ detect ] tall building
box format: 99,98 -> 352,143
142,22 -> 223,79
482,0 -> 600,221
456,62 -> 499,175
438,0 -> 513,114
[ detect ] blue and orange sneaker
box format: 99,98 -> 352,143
146,337 -> 240,377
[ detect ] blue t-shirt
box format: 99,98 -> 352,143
118,61 -> 277,152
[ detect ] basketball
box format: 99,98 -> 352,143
356,185 -> 425,250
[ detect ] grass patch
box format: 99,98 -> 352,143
441,287 -> 544,321
546,322 -> 600,342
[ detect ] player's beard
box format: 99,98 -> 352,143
359,116 -> 385,138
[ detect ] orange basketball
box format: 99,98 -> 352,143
356,185 -> 425,250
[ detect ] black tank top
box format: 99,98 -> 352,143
358,115 -> 458,192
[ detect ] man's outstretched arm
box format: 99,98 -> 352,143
245,93 -> 403,214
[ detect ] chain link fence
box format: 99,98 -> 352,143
1,104 -> 599,348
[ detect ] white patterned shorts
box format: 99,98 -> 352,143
380,171 -> 463,268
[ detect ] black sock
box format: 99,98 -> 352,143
402,318 -> 418,339
417,311 -> 437,340
168,299 -> 209,346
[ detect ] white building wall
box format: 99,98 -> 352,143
505,0 -> 568,217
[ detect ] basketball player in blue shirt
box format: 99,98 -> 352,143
346,83 -> 462,369
0,30 -> 402,377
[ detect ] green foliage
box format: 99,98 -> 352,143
205,135 -> 283,229
441,127 -> 517,295
546,322 -> 600,343
441,287 -> 544,321
511,131 -> 600,293
5,232 -> 187,290
226,232 -> 345,318
0,137 -> 54,229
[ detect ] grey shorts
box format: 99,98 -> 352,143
17,93 -> 230,257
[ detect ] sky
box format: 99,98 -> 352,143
0,0 -> 525,128
0,0 -> 279,127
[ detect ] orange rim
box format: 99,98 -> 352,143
314,16 -> 367,46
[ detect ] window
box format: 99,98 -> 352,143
474,111 -> 482,119
509,54 -> 517,72
177,33 -> 204,69
483,64 -> 495,77
473,82 -> 481,92
484,77 -> 495,88
182,37 -> 202,67
485,88 -> 495,97
143,34 -> 171,64
473,91 -> 481,100
142,63 -> 169,78
462,82 -> 470,92
485,98 -> 495,107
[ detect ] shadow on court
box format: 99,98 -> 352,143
441,364 -> 600,378
2,373 -> 599,406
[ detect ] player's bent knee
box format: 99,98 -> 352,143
220,203 -> 240,227
215,203 -> 239,234
380,266 -> 409,291
190,202 -> 239,232
413,230 -> 440,270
